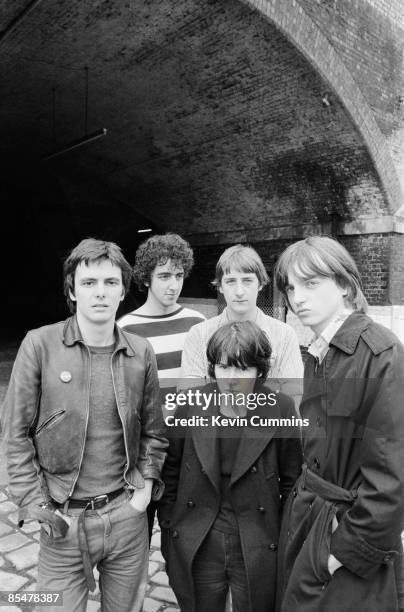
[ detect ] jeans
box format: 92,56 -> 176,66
37,491 -> 148,612
192,528 -> 249,612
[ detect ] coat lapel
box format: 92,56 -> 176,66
190,404 -> 221,494
229,399 -> 279,486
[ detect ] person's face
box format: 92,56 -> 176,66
147,259 -> 184,310
219,269 -> 261,319
214,362 -> 258,395
285,269 -> 347,336
70,259 -> 124,326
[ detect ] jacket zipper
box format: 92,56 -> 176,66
68,344 -> 92,497
110,349 -> 131,487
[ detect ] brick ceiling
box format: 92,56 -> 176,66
1,0 -> 388,236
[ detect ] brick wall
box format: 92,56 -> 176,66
189,233 -> 398,307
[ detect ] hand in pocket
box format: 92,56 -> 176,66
129,488 -> 151,514
328,515 -> 343,576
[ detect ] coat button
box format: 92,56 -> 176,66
172,530 -> 179,539
293,489 -> 297,497
250,466 -> 257,473
384,555 -> 392,563
269,543 -> 278,551
187,500 -> 195,508
313,457 -> 320,470
257,506 -> 266,513
60,370 -> 72,383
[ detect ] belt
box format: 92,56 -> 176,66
53,487 -> 126,511
300,463 -> 357,504
52,487 -> 126,592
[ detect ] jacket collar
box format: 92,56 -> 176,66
329,312 -> 371,355
62,315 -> 135,356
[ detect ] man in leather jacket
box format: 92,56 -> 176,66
1,238 -> 167,612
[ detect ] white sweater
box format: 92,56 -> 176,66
180,307 -> 304,383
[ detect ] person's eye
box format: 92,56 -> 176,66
306,279 -> 319,288
285,285 -> 293,294
82,281 -> 94,286
216,364 -> 228,370
176,274 -> 184,280
107,280 -> 119,285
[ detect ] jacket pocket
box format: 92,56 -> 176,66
35,410 -> 66,436
281,500 -> 336,609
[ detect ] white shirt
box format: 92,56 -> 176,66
307,310 -> 353,364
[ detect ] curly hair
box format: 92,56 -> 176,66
63,238 -> 133,313
133,233 -> 194,291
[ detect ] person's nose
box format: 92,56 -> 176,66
234,280 -> 245,297
168,276 -> 181,291
227,366 -> 238,379
292,284 -> 306,307
95,281 -> 106,298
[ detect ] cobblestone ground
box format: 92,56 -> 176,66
0,344 -> 179,612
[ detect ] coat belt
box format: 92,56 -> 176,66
300,463 -> 357,504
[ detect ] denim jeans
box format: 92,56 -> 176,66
37,491 -> 148,612
192,527 -> 249,612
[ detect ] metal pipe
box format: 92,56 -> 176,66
42,128 -> 107,161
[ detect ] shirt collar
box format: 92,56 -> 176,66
63,315 -> 135,356
307,309 -> 353,363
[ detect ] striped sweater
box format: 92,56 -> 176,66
118,306 -> 206,392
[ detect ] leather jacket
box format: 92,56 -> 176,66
1,316 -> 168,524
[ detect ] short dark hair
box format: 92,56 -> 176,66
133,233 -> 194,291
207,321 -> 272,381
63,238 -> 133,313
274,235 -> 368,313
212,244 -> 269,289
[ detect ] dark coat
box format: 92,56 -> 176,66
277,313 -> 404,612
158,383 -> 302,612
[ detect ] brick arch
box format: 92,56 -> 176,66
241,0 -> 403,216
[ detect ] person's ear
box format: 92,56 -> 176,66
338,282 -> 349,298
69,289 -> 76,302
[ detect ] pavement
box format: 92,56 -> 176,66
0,343 -> 179,612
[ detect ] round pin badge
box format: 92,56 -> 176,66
60,370 -> 72,383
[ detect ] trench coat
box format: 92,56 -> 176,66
158,383 -> 302,612
276,312 -> 404,612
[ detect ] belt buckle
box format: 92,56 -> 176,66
90,494 -> 109,510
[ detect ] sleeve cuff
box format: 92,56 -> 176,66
331,523 -> 400,578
